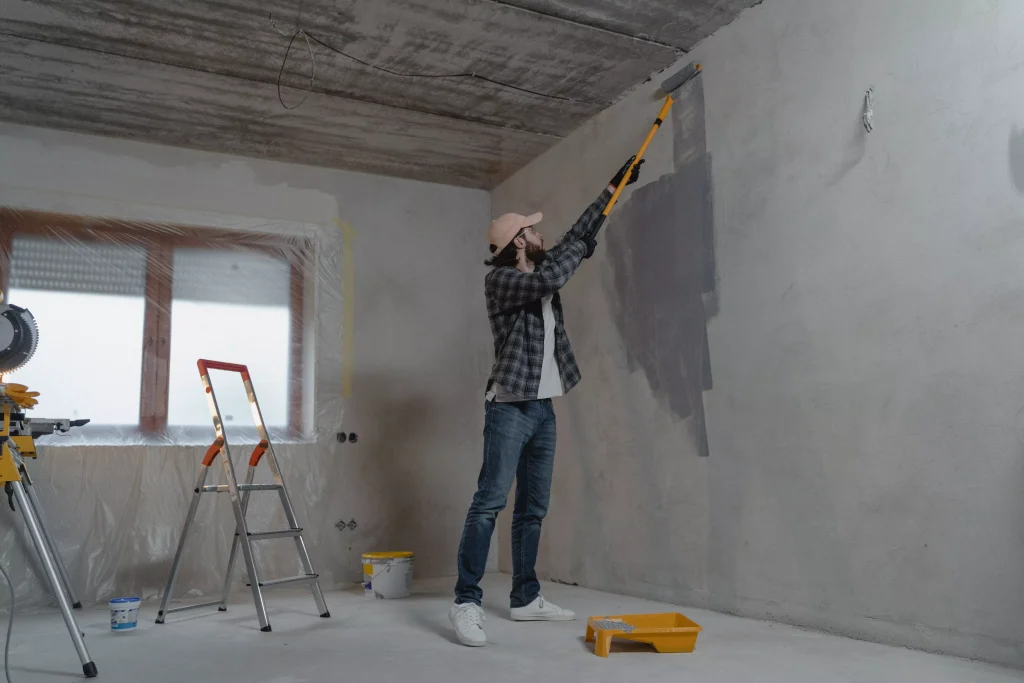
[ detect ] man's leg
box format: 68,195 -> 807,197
509,400 -> 556,609
454,402 -> 534,606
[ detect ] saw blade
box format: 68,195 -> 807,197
0,304 -> 38,374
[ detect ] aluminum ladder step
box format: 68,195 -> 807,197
242,528 -> 303,540
200,483 -> 282,493
158,600 -> 224,619
247,574 -> 320,589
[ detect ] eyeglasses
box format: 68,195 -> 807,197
490,227 -> 534,254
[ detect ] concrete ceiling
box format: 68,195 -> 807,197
0,1 -> 756,189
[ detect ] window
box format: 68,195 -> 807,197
6,238 -> 147,423
167,248 -> 291,428
0,209 -> 310,441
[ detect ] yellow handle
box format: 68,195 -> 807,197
603,95 -> 675,217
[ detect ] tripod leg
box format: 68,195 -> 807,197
21,477 -> 82,608
11,482 -> 97,678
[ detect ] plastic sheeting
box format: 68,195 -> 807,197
0,206 -> 346,609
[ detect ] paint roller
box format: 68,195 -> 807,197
602,61 -> 703,219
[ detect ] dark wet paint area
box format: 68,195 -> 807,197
607,76 -> 716,456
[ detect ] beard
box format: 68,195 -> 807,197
524,242 -> 547,265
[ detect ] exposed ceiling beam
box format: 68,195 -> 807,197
480,0 -> 686,51
492,0 -> 758,52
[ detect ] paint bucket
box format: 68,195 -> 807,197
361,551 -> 413,599
109,597 -> 141,631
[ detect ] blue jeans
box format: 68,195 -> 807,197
454,399 -> 556,608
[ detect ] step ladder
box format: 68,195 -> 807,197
156,359 -> 329,632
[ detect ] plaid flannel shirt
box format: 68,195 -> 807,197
484,189 -> 612,400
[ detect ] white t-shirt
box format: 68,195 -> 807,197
536,294 -> 564,399
488,295 -> 564,402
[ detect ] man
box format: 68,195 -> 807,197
449,157 -> 644,647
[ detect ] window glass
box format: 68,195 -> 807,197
6,236 -> 146,424
166,248 -> 291,428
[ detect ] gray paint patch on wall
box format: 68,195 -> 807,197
606,77 -> 716,456
1009,126 -> 1024,195
672,76 -> 718,323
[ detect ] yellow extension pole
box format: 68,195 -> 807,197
603,94 -> 675,217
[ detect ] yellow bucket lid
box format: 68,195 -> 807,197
362,551 -> 413,560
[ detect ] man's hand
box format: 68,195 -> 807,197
609,155 -> 645,189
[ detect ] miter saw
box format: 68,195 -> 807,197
0,295 -> 38,375
0,290 -> 97,678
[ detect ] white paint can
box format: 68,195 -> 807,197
109,597 -> 141,631
361,551 -> 414,599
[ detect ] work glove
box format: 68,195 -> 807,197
582,237 -> 598,259
609,155 -> 645,189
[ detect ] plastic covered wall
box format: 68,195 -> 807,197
0,206 -> 346,609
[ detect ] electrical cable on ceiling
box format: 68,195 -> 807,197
0,560 -> 14,683
271,17 -> 315,110
270,13 -> 605,111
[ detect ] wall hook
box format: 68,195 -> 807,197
863,86 -> 875,133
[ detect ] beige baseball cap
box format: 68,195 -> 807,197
488,212 -> 542,253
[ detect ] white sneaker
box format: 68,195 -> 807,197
450,602 -> 487,647
510,595 -> 576,621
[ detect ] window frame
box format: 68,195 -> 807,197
0,208 -> 311,438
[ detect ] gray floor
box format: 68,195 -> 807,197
7,575 -> 1023,682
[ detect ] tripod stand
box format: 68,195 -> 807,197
0,402 -> 96,678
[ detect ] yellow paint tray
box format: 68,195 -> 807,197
585,612 -> 702,657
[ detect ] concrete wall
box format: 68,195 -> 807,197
492,0 -> 1024,667
0,122 -> 492,608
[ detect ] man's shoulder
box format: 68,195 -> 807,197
483,266 -> 505,301
484,265 -> 518,285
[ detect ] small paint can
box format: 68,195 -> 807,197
361,551 -> 414,599
109,597 -> 141,631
